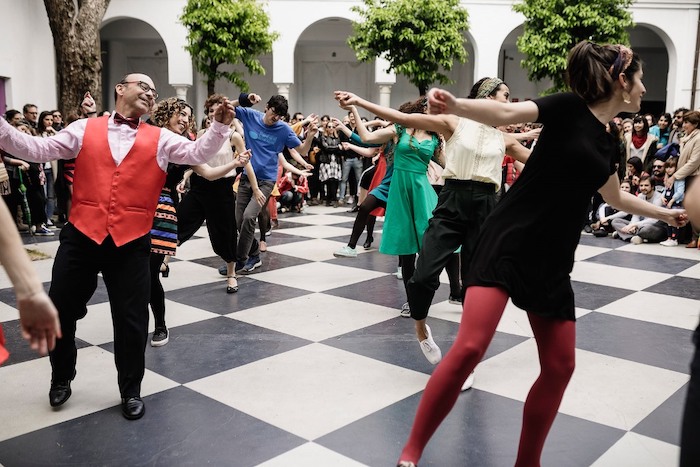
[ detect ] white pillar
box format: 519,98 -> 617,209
172,85 -> 190,102
276,83 -> 291,100
378,85 -> 393,109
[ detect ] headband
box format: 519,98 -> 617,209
476,78 -> 504,99
608,45 -> 633,78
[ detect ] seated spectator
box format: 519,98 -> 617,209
277,170 -> 309,213
649,157 -> 666,193
591,179 -> 633,236
611,175 -> 667,244
625,115 -> 658,172
626,155 -> 647,194
649,112 -> 672,149
660,156 -> 686,246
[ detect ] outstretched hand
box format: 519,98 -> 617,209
334,91 -> 360,109
81,92 -> 97,117
236,149 -> 252,166
664,209 -> 688,228
214,99 -> 236,126
18,291 -> 61,356
427,88 -> 457,115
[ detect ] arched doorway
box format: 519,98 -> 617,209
629,25 -> 670,116
294,18 -> 373,118
100,18 -> 169,111
498,24 -> 671,112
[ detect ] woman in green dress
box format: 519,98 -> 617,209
337,96 -> 440,310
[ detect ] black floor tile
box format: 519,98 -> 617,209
583,250 -> 699,274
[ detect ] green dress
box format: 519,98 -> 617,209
379,125 -> 439,256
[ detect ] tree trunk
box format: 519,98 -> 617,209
43,0 -> 111,119
207,78 -> 215,97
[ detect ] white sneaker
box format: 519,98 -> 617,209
333,245 -> 358,258
396,266 -> 403,280
419,324 -> 442,364
660,239 -> 678,247
400,302 -> 411,318
461,371 -> 475,391
631,235 -> 643,245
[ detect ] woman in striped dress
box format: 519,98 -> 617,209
149,98 -> 250,346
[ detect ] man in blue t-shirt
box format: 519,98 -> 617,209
233,93 -> 317,272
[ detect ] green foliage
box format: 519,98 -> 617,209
180,0 -> 279,93
513,0 -> 633,94
349,0 -> 469,95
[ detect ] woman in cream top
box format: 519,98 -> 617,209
334,77 -> 531,368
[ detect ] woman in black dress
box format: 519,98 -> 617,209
397,41 -> 687,467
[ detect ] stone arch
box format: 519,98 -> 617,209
100,18 -> 171,108
628,23 -> 673,116
293,17 -> 373,117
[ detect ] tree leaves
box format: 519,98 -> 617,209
513,0 -> 633,94
180,0 -> 279,93
349,0 -> 469,95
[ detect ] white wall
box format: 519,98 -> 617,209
0,0 -> 56,113
3,0 -> 698,120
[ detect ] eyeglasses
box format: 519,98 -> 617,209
120,80 -> 158,100
653,165 -> 665,169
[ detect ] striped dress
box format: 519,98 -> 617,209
150,187 -> 178,256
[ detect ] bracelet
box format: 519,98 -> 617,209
238,93 -> 253,107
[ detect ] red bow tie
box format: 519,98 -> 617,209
114,113 -> 140,130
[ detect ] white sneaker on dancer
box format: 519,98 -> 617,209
400,302 -> 411,318
461,371 -> 475,391
419,324 -> 442,364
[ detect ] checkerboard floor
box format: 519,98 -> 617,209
0,204 -> 696,466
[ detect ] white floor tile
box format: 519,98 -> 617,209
279,214 -> 354,226
0,347 -> 178,441
274,225 -> 352,239
571,261 -> 671,291
475,340 -> 688,430
174,237 -> 216,260
185,343 -> 429,440
597,291 -> 700,330
677,262 -> 700,279
591,432 -> 680,467
617,242 -> 700,260
250,262 -> 387,292
228,293 -> 397,341
575,244 -> 611,261
161,260 -> 221,291
257,442 -> 369,467
267,238 -> 358,262
0,301 -> 19,322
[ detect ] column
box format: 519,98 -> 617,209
172,85 -> 190,102
378,85 -> 393,108
276,83 -> 291,101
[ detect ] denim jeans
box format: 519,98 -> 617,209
339,157 -> 363,199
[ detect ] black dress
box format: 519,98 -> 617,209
465,93 -> 617,320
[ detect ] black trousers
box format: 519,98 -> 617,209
682,319 -> 700,466
178,175 -> 237,263
49,223 -> 151,398
407,179 -> 496,321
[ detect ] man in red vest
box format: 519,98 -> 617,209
0,73 -> 236,420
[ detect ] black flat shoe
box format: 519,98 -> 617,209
49,380 -> 72,407
121,396 -> 145,420
363,237 -> 373,250
226,276 -> 239,294
160,263 -> 170,277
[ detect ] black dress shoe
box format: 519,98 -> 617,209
363,237 -> 373,250
49,380 -> 72,407
121,397 -> 145,420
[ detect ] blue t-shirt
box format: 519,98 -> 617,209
236,106 -> 302,181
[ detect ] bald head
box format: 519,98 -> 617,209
114,73 -> 158,118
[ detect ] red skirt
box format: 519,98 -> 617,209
368,155 -> 387,217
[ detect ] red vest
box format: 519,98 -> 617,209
70,116 -> 165,246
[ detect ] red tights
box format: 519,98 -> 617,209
399,286 -> 576,466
